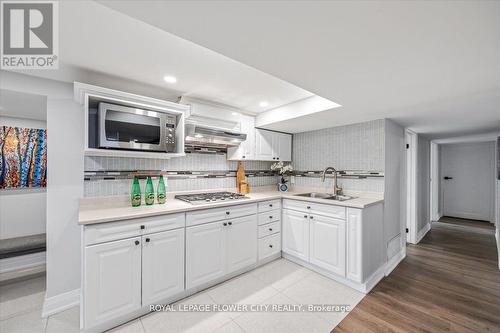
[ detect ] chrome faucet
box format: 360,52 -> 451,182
321,167 -> 342,195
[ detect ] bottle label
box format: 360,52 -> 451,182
131,193 -> 141,206
145,193 -> 155,205
157,192 -> 166,204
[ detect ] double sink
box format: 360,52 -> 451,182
294,192 -> 355,202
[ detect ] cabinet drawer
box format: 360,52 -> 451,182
258,233 -> 281,260
258,209 -> 280,225
258,199 -> 281,212
85,213 -> 185,246
186,203 -> 257,227
258,221 -> 281,238
283,199 -> 346,220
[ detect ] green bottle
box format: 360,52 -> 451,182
145,176 -> 155,205
157,175 -> 166,204
131,176 -> 141,207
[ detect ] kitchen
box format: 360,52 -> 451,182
1,1 -> 499,333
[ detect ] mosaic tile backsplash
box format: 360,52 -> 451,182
292,119 -> 385,193
84,154 -> 276,197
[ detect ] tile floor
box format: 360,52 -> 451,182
0,259 -> 365,333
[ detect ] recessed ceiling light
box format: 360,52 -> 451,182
231,112 -> 239,116
259,101 -> 269,108
163,75 -> 177,84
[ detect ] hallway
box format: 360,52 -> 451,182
333,218 -> 500,332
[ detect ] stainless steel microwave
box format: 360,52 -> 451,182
98,102 -> 177,152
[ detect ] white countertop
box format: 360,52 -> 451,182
79,186 -> 384,225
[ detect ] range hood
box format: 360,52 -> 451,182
185,123 -> 247,148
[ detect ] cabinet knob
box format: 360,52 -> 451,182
145,238 -> 150,243
269,216 -> 273,219
306,206 -> 311,209
135,240 -> 140,246
140,225 -> 145,230
277,157 -> 280,160
228,222 -> 233,225
269,204 -> 273,207
309,216 -> 314,219
269,228 -> 273,231
226,211 -> 230,215
242,156 -> 246,159
272,157 -> 276,160
223,222 -> 228,226
304,215 -> 308,218
269,244 -> 273,248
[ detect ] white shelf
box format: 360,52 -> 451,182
84,148 -> 185,160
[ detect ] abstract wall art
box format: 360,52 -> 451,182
0,126 -> 47,189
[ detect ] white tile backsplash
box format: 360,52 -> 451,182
293,119 -> 385,193
84,154 -> 275,197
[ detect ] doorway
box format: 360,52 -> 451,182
440,142 -> 495,223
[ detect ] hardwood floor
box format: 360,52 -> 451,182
333,218 -> 500,333
438,216 -> 495,230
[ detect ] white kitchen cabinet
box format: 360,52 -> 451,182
84,237 -> 142,328
227,115 -> 255,160
282,209 -> 310,261
142,229 -> 185,305
186,221 -> 226,289
226,215 -> 258,273
255,129 -> 275,161
346,208 -> 362,282
255,129 -> 292,161
309,214 -> 346,276
276,132 -> 292,161
186,215 -> 258,289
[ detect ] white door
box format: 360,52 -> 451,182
282,209 -> 309,261
142,229 -> 185,305
186,221 -> 226,289
226,215 -> 257,273
441,142 -> 495,221
277,133 -> 292,162
309,215 -> 346,276
84,237 -> 142,328
255,129 -> 274,161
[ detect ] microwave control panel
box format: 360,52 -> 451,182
165,115 -> 177,151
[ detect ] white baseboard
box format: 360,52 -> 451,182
42,288 -> 80,318
385,247 -> 406,276
496,227 -> 500,270
0,252 -> 46,282
415,223 -> 431,244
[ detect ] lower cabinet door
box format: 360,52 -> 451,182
142,229 -> 185,305
186,221 -> 226,289
84,237 -> 142,328
282,209 -> 310,261
226,215 -> 257,274
309,215 -> 346,276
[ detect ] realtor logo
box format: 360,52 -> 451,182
1,1 -> 58,69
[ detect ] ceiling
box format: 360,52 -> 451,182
98,0 -> 500,138
21,0 -> 319,115
0,89 -> 47,121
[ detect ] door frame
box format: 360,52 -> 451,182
405,129 -> 418,244
430,142 -> 441,222
432,132 -> 500,225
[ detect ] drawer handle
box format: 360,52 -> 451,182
145,238 -> 150,243
226,211 -> 230,215
223,222 -> 228,226
228,222 -> 233,226
304,215 -> 308,218
269,228 -> 273,231
140,225 -> 145,230
269,244 -> 273,248
269,216 -> 273,219
134,240 -> 140,246
269,204 -> 273,207
309,216 -> 314,219
306,206 -> 311,209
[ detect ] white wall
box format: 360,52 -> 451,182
0,115 -> 47,240
384,119 -> 406,260
417,136 -> 430,233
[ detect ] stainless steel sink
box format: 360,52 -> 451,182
294,192 -> 333,199
294,192 -> 356,201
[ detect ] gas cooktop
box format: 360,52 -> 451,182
174,191 -> 249,205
